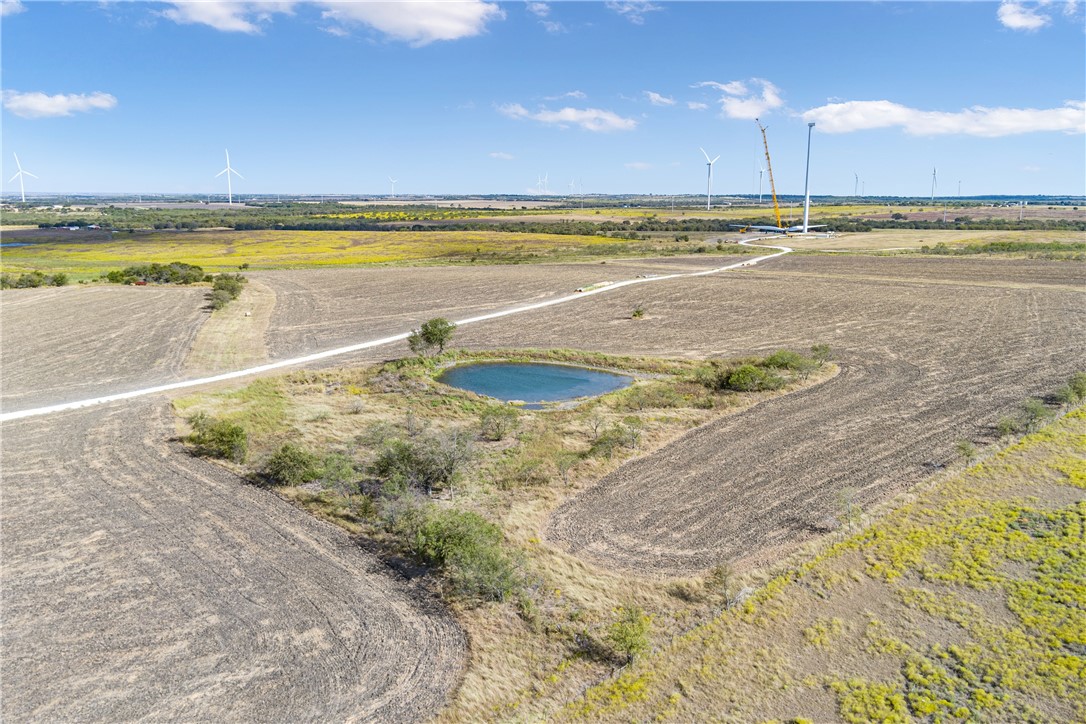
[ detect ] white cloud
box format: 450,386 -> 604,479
320,1 -> 505,45
540,19 -> 565,33
687,101 -> 708,111
625,161 -> 652,170
605,1 -> 661,25
802,99 -> 1086,137
161,1 -> 294,33
695,78 -> 783,120
644,90 -> 675,106
526,2 -> 549,17
1,0 -> 26,17
498,103 -> 637,132
489,151 -> 514,160
162,1 -> 504,44
545,90 -> 586,100
997,1 -> 1050,30
3,90 -> 118,119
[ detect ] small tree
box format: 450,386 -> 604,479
408,317 -> 456,356
479,404 -> 520,441
837,486 -> 861,536
810,344 -> 831,365
607,605 -> 652,664
187,413 -> 247,463
1020,397 -> 1054,432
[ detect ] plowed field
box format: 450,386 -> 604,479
0,403 -> 465,721
0,285 -> 208,410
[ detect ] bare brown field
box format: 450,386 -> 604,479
0,403 -> 465,721
0,285 -> 208,410
250,256 -> 736,358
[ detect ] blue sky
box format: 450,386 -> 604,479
2,1 -> 1084,197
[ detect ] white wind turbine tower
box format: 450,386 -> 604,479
215,149 -> 243,205
699,147 -> 719,211
8,153 -> 37,203
930,166 -> 937,204
388,177 -> 398,196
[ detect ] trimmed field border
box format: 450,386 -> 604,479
0,240 -> 792,422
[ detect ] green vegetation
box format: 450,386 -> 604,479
261,443 -> 323,486
607,606 -> 653,663
1,270 -> 69,288
177,347 -> 833,622
186,412 -> 248,463
920,239 -> 1086,259
104,261 -> 205,285
408,317 -> 456,356
208,272 -> 247,310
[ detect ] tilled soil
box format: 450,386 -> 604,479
0,285 -> 208,411
250,257 -> 739,359
0,402 -> 465,722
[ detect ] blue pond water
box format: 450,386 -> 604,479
438,362 -> 632,407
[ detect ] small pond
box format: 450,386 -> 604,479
438,362 -> 633,408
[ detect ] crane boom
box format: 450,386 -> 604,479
756,119 -> 782,230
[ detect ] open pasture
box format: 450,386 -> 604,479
0,228 -> 679,276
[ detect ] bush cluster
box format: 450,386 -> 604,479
208,273 -> 247,310
105,262 -> 205,285
187,413 -> 248,463
261,443 -> 323,486
0,270 -> 69,288
392,504 -> 520,602
371,429 -> 474,494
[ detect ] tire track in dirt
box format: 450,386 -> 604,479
0,402 -> 465,722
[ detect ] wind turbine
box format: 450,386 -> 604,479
801,122 -> 815,234
930,166 -> 937,205
8,153 -> 37,203
215,149 -> 243,205
854,172 -> 859,198
758,166 -> 765,204
388,177 -> 398,196
699,147 -> 719,211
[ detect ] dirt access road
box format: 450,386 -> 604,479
1,403 -> 465,721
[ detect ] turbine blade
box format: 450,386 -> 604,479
700,147 -> 711,162
13,153 -> 22,172
215,168 -> 228,178
711,156 -> 720,164
23,171 -> 38,179
232,170 -> 244,179
8,172 -> 20,183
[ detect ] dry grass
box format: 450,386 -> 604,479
781,228 -> 1086,252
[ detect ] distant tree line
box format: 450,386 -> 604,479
0,270 -> 69,289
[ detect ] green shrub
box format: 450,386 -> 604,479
208,288 -> 234,310
763,349 -> 806,369
607,605 -> 652,663
262,443 -> 322,486
479,404 -> 520,441
1069,372 -> 1086,400
212,273 -> 246,299
725,364 -> 783,392
371,430 -> 473,493
187,413 -> 248,463
1020,397 -> 1055,431
400,505 -> 520,602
